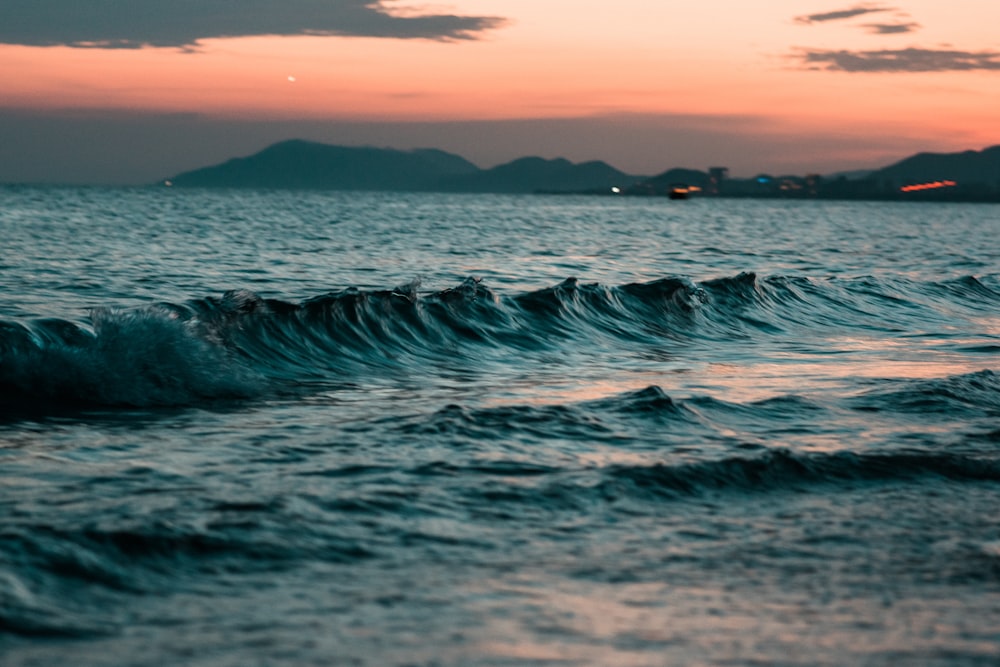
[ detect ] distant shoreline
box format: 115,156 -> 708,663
3,139 -> 998,203
147,140 -> 1000,202
3,181 -> 1000,204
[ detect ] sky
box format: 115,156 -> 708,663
1,0 -> 998,184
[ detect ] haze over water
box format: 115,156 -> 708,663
1,187 -> 999,665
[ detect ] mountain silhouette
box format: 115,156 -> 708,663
870,145 -> 1000,185
625,167 -> 710,195
165,140 -> 642,193
167,140 -> 479,190
439,156 -> 640,193
164,139 -> 1000,198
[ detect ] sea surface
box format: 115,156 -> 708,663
1,186 -> 999,666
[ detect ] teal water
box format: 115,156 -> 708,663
1,188 -> 999,665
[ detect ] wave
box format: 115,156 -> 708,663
849,369 -> 1000,416
0,514 -> 373,638
594,448 -> 1000,501
397,376 -> 998,454
5,440 -> 997,639
1,272 -> 997,410
0,307 -> 264,410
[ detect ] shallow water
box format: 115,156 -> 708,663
1,187 -> 999,665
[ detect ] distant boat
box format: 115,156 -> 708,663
668,185 -> 690,200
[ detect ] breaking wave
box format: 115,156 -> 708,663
1,272 -> 997,410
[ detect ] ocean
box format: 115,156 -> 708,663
1,186 -> 998,666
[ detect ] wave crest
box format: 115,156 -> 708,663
1,306 -> 263,409
2,272 -> 996,411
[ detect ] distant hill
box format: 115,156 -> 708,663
870,145 -> 1000,185
626,167 -> 710,195
166,140 -> 643,193
823,169 -> 874,181
440,156 -> 642,193
164,139 -> 1000,199
167,140 -> 479,190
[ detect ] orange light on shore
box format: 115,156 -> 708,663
900,180 -> 958,192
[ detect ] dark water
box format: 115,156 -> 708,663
1,187 -> 999,665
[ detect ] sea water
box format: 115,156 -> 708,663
1,187 -> 998,666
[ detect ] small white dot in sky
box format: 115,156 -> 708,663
288,76 -> 296,82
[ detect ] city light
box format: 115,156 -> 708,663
900,180 -> 957,193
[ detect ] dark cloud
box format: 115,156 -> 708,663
862,22 -> 920,35
795,4 -> 896,24
797,47 -> 1000,72
0,1 -> 505,49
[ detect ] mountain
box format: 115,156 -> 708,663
438,156 -> 640,193
823,169 -> 874,181
166,140 -> 479,190
870,145 -> 1000,185
625,167 -> 710,195
165,141 -> 642,193
163,139 -> 1000,199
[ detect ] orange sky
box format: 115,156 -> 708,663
1,1 -> 998,182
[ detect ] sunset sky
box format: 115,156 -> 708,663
2,1 -> 998,184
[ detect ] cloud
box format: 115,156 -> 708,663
797,47 -> 1000,72
0,0 -> 506,49
861,22 -> 920,35
795,4 -> 896,24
